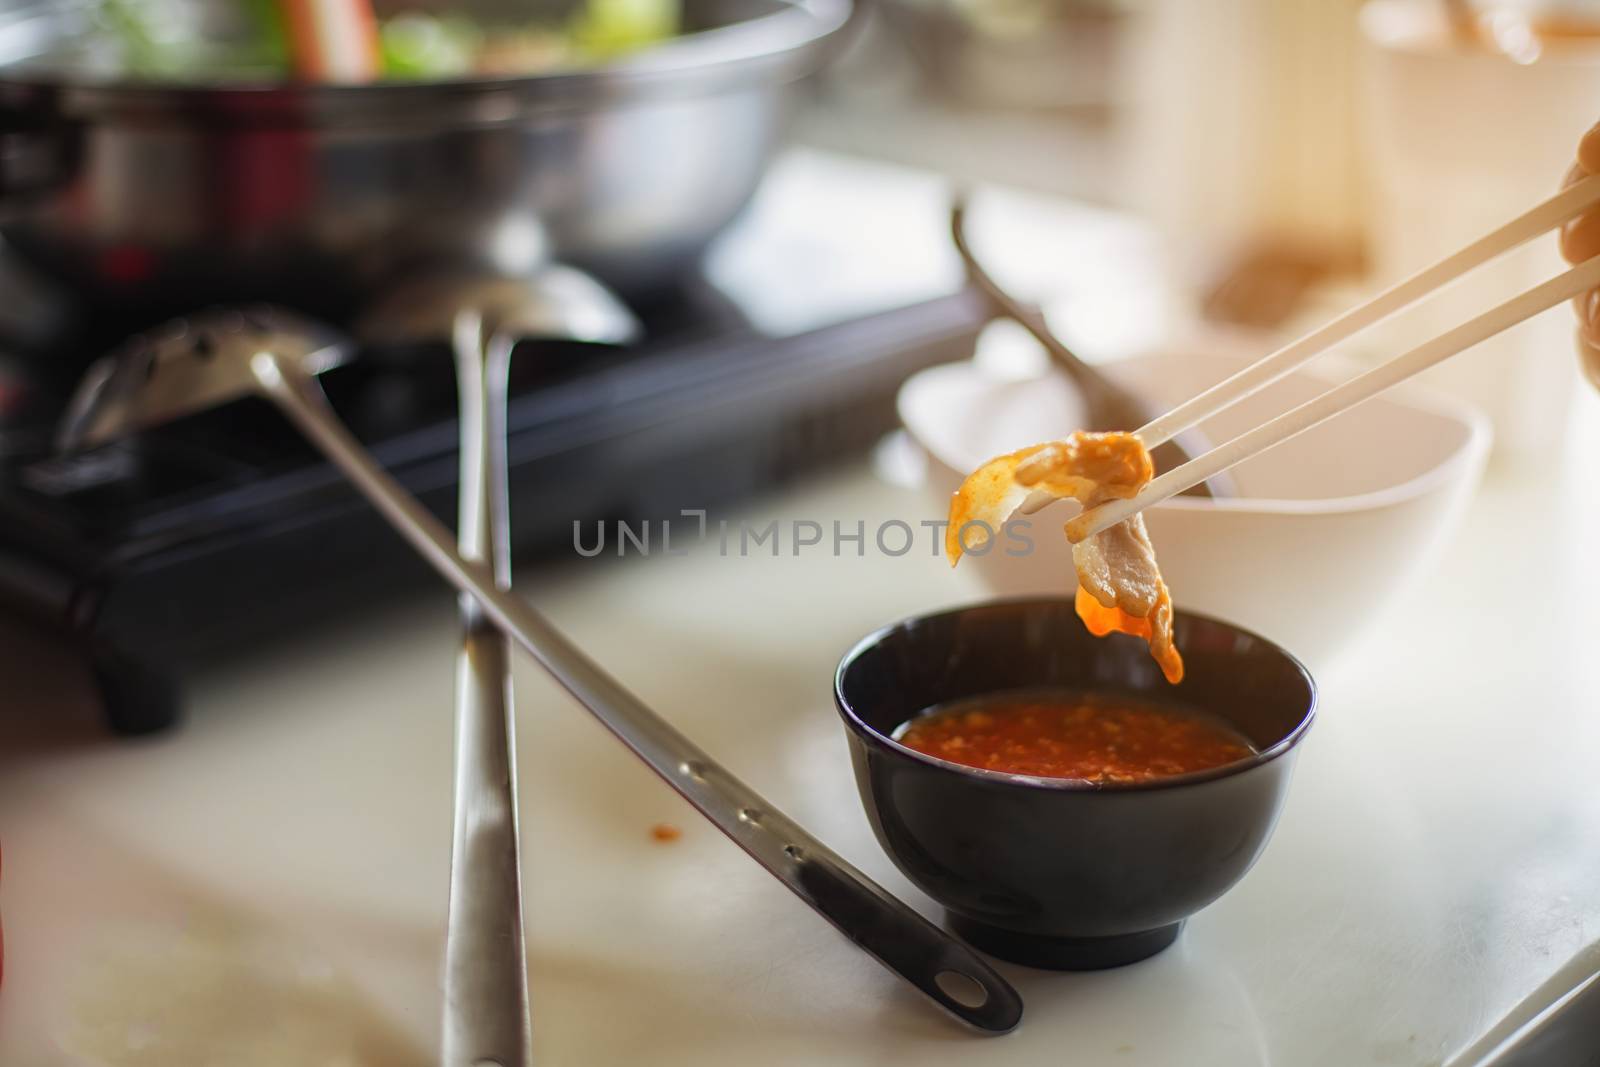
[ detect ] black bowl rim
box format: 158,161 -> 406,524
834,596 -> 1318,794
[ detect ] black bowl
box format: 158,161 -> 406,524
834,597 -> 1316,971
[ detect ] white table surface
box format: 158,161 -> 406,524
3,156 -> 1599,1067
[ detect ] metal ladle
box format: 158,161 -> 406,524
58,306 -> 1025,1035
360,267 -> 640,1067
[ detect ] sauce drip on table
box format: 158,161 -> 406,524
895,689 -> 1254,784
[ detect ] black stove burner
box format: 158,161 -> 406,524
0,271 -> 990,735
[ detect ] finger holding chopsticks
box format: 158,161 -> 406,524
1065,177 -> 1600,544
1561,121 -> 1600,390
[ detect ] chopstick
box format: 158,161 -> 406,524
1065,177 -> 1600,543
1139,174 -> 1600,450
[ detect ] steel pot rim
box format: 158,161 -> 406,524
0,0 -> 854,123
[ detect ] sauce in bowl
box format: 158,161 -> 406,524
895,688 -> 1254,784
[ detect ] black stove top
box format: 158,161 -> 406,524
0,227 -> 990,734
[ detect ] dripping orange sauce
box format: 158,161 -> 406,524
1075,587 -> 1184,685
895,689 -> 1254,784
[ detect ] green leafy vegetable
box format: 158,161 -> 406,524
88,0 -> 681,80
379,14 -> 480,78
569,0 -> 681,57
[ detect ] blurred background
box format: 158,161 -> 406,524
2,0 -> 1599,717
809,0 -> 1594,456
8,5 -> 1600,1063
3,0 -> 1600,726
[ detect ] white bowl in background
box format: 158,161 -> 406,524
899,348 -> 1492,669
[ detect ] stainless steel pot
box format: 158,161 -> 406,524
0,0 -> 854,319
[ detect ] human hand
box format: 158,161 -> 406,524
1559,121 -> 1600,390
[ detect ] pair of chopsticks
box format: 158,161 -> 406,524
1066,174 -> 1600,543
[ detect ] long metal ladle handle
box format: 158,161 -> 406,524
443,313 -> 532,1067
249,353 -> 1023,1035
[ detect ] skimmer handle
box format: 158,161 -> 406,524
252,353 -> 1023,1035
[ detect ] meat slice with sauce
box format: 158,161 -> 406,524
946,431 -> 1184,684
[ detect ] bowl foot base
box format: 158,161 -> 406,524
948,914 -> 1184,970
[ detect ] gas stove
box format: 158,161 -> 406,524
0,152 -> 992,734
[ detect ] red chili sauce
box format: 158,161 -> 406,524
894,689 -> 1255,784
